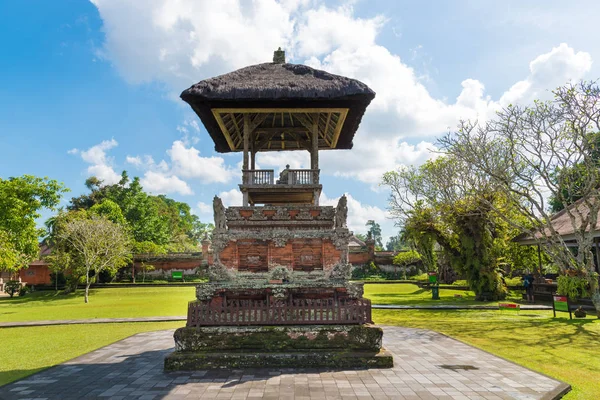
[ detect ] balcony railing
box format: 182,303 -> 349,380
243,169 -> 319,185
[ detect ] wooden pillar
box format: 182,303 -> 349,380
310,114 -> 319,173
243,115 -> 250,206
243,115 -> 250,172
251,150 -> 256,170
310,113 -> 319,205
537,244 -> 543,276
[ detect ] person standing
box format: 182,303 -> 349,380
523,272 -> 535,303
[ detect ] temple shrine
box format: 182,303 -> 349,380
165,49 -> 393,370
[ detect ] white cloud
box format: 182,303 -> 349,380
90,1 -> 593,193
321,192 -> 395,243
168,140 -> 236,183
499,43 -> 593,106
125,155 -> 143,166
218,188 -> 243,207
140,170 -> 193,195
197,201 -> 212,215
69,139 -> 121,184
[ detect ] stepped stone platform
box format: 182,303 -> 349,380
0,326 -> 570,399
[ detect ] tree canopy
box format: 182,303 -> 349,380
0,175 -> 68,273
440,81 -> 600,314
67,171 -> 212,252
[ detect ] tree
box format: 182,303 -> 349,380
365,220 -> 383,249
0,175 -> 67,275
440,81 -> 600,315
68,172 -> 209,250
55,215 -> 131,303
133,241 -> 166,283
382,157 -> 512,300
385,232 -> 407,252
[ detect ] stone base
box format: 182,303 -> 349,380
164,348 -> 393,370
164,324 -> 393,371
173,324 -> 383,352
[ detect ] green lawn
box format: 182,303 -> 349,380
364,283 -> 525,306
0,321 -> 183,386
373,309 -> 600,400
0,287 -> 195,322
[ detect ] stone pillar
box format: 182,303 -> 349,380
201,237 -> 212,266
365,238 -> 376,263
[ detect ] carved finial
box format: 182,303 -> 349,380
273,47 -> 285,64
335,195 -> 348,229
213,196 -> 226,231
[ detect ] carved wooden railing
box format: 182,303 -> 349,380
187,297 -> 372,326
243,169 -> 320,185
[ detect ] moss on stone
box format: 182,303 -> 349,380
174,325 -> 383,352
164,348 -> 393,371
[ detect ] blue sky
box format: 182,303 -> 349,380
2,0 -> 600,243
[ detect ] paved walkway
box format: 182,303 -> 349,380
0,326 -> 568,400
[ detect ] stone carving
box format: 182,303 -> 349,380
249,209 -> 267,220
273,237 -> 287,247
196,284 -> 217,301
225,208 -> 243,221
208,262 -> 233,281
345,282 -> 364,299
316,207 -> 335,220
213,196 -> 227,231
328,262 -> 352,280
335,195 -> 348,228
273,207 -> 291,220
295,208 -> 313,220
271,286 -> 288,302
269,265 -> 292,281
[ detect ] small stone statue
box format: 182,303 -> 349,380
335,195 -> 348,228
213,196 -> 227,231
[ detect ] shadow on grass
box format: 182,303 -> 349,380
0,291 -> 85,305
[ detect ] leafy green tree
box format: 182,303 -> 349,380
0,175 -> 68,274
54,214 -> 131,303
89,199 -> 127,225
68,172 -> 208,250
440,81 -> 600,314
133,241 -> 167,283
549,133 -> 600,212
383,157 -> 512,300
365,220 -> 383,249
385,232 -> 407,251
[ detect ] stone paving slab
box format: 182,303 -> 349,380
0,326 -> 569,399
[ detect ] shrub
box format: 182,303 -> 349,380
557,275 -> 590,300
4,280 -> 21,297
18,285 -> 29,296
351,262 -> 380,279
393,250 -> 422,267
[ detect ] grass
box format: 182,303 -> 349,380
0,287 -> 195,322
373,309 -> 600,400
0,283 -> 510,323
0,321 -> 183,387
364,283 -> 525,306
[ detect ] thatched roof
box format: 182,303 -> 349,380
514,197 -> 600,245
181,63 -> 375,153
